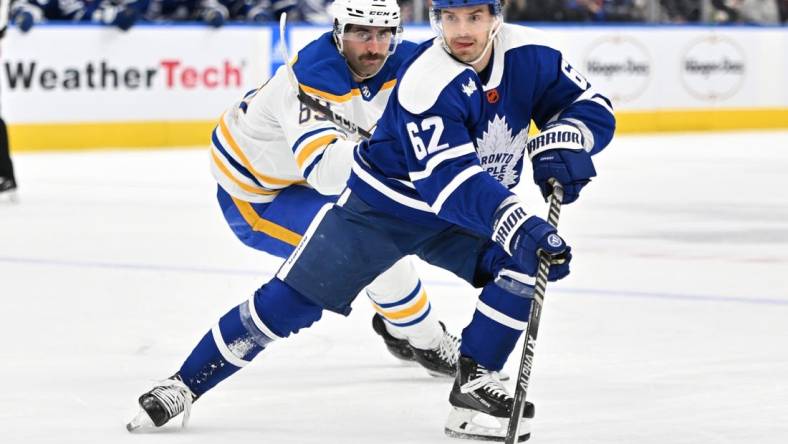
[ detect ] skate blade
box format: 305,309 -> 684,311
126,410 -> 154,432
444,408 -> 530,442
427,369 -> 455,378
428,370 -> 510,380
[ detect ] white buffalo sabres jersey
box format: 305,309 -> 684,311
348,24 -> 615,236
211,32 -> 418,203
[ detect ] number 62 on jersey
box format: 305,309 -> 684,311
406,116 -> 450,160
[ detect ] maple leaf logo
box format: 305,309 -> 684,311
461,77 -> 477,97
475,115 -> 528,187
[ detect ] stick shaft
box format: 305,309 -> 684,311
504,182 -> 564,444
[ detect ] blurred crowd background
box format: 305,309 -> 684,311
5,0 -> 787,33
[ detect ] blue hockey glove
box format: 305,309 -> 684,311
203,8 -> 226,28
492,198 -> 571,281
527,120 -> 596,204
13,11 -> 36,33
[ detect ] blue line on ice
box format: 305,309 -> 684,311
2,255 -> 785,307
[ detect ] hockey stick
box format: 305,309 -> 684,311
277,14 -> 373,140
504,179 -> 564,444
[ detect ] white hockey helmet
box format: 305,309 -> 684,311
329,0 -> 403,55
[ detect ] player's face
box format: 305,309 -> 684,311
439,6 -> 496,64
341,25 -> 394,78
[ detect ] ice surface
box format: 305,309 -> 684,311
1,131 -> 787,444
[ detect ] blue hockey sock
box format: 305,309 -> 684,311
179,278 -> 323,396
460,276 -> 533,371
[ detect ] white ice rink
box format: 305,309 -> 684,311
1,131 -> 787,444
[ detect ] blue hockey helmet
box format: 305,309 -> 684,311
430,0 -> 504,15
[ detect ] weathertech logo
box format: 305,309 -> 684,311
3,59 -> 244,91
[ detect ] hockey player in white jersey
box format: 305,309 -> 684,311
127,0 -> 463,432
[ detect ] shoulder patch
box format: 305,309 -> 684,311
398,41 -> 475,115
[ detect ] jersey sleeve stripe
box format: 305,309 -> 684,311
569,88 -> 614,115
430,165 -> 485,214
302,152 -> 325,179
291,127 -> 339,153
296,135 -> 338,169
351,162 -> 433,212
211,150 -> 279,196
230,194 -> 302,246
218,113 -> 300,187
212,128 -> 266,188
408,143 -> 477,182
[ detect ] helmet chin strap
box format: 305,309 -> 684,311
467,17 -> 502,67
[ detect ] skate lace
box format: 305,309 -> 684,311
459,368 -> 510,401
437,330 -> 460,365
151,379 -> 194,428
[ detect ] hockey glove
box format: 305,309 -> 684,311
528,120 -> 596,204
492,198 -> 571,281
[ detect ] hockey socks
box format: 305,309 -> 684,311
179,279 -> 322,396
460,275 -> 533,371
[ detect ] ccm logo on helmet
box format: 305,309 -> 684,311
369,11 -> 393,15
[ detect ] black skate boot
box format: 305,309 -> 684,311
0,177 -> 17,203
411,321 -> 460,378
445,355 -> 534,442
126,374 -> 196,431
372,313 -> 415,362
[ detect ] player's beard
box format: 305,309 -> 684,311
350,52 -> 386,78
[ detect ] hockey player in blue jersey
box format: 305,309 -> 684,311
129,0 -> 615,439
127,0 -> 468,433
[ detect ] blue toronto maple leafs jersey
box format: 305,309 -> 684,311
347,23 -> 615,237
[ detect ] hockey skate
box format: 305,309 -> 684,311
445,356 -> 534,442
371,313 -> 416,362
0,177 -> 17,203
411,321 -> 461,377
126,374 -> 195,432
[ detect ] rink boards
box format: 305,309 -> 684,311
1,23 -> 786,151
